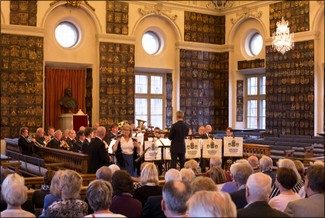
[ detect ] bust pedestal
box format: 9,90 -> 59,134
59,113 -> 73,131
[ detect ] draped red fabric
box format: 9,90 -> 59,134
45,68 -> 86,130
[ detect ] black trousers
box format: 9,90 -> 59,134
171,153 -> 185,169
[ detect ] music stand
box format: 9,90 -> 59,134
158,138 -> 170,173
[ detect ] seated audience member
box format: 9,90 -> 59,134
47,129 -> 63,149
259,155 -> 276,185
248,155 -> 260,173
180,168 -> 195,184
269,158 -> 304,199
41,170 -> 63,217
161,181 -> 191,218
96,166 -> 112,182
81,127 -> 93,155
284,165 -> 324,217
108,164 -> 120,175
18,127 -> 40,157
72,130 -> 85,152
46,170 -> 88,217
0,173 -> 36,218
268,168 -> 301,212
184,159 -> 200,175
293,160 -> 305,181
229,160 -> 254,209
133,163 -> 162,206
85,180 -> 125,217
191,176 -> 217,194
142,169 -> 182,218
210,166 -> 227,190
237,172 -> 289,217
187,190 -> 236,217
32,170 -> 56,209
206,155 -> 231,181
110,170 -> 142,218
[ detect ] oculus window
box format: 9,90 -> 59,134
245,32 -> 263,57
55,21 -> 80,48
142,31 -> 161,55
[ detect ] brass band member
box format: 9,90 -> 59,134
18,127 -> 41,157
47,129 -> 70,150
35,128 -> 50,146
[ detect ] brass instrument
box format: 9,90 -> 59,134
60,140 -> 71,151
34,140 -> 44,148
118,120 -> 129,128
136,119 -> 146,129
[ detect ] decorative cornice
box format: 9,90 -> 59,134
96,33 -> 136,45
50,0 -> 95,11
206,1 -> 234,10
1,24 -> 44,37
176,41 -> 233,53
230,7 -> 263,24
138,3 -> 178,21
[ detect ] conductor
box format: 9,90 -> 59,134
168,110 -> 190,169
59,87 -> 78,113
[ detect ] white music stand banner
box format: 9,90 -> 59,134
223,137 -> 243,157
185,139 -> 201,159
202,139 -> 222,158
159,138 -> 171,161
144,141 -> 161,161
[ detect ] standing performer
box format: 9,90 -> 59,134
168,110 -> 190,169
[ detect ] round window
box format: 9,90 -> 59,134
245,32 -> 263,57
142,31 -> 161,55
55,21 -> 80,48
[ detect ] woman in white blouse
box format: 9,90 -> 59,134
113,124 -> 140,176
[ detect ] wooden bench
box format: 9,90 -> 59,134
243,143 -> 270,158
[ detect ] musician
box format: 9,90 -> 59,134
18,127 -> 40,157
113,124 -> 140,176
47,126 -> 55,139
35,127 -> 50,146
205,125 -> 214,138
81,127 -> 93,155
65,129 -> 76,148
104,123 -> 119,145
72,130 -> 85,152
168,110 -> 190,169
193,125 -> 209,139
47,130 -> 64,150
226,127 -> 233,137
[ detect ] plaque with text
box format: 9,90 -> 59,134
185,139 -> 201,159
202,139 -> 222,158
223,137 -> 243,157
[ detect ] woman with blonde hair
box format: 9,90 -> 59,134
133,163 -> 162,206
46,170 -> 88,217
113,124 -> 140,176
269,158 -> 304,199
0,173 -> 35,217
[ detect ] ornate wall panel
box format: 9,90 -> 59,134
238,59 -> 265,70
99,42 -> 135,125
180,49 -> 229,132
10,0 -> 37,26
184,11 -> 225,44
1,34 -> 43,138
85,68 -> 93,126
270,1 -> 309,36
166,73 -> 173,128
106,1 -> 129,35
266,40 -> 314,135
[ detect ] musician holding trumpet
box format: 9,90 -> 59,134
18,127 -> 41,158
113,124 -> 140,177
47,129 -> 71,150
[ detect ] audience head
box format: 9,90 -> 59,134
210,155 -> 222,168
248,155 -> 259,171
84,127 -> 93,138
259,155 -> 273,172
96,126 -> 106,139
111,170 -> 134,195
210,166 -> 226,184
44,169 -> 56,186
20,127 -> 29,137
108,164 -> 120,175
87,179 -> 113,212
36,128 -> 45,137
293,160 -> 305,180
50,170 -> 64,196
230,159 -> 253,186
1,173 -> 28,207
187,191 -> 236,217
59,170 -> 82,200
96,166 -> 112,182
277,158 -> 301,180
246,172 -> 272,203
140,162 -> 159,186
275,167 -> 297,191
184,159 -> 199,175
180,168 -> 195,184
162,181 -> 191,217
53,129 -> 63,141
164,169 -> 182,182
304,164 -> 324,196
311,160 -> 325,167
191,176 -> 217,194
176,110 -> 184,120
205,125 -> 212,134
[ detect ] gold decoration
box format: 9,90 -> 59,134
50,0 -> 95,11
138,3 -> 177,21
230,7 -> 263,24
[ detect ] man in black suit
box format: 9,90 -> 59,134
18,127 -> 40,157
87,126 -> 110,173
237,172 -> 289,217
193,125 -> 208,173
72,130 -> 85,152
168,110 -> 189,169
81,127 -> 93,155
47,130 -> 63,149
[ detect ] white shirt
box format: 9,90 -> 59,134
120,137 -> 134,155
269,192 -> 301,212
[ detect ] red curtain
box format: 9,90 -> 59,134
45,68 -> 86,130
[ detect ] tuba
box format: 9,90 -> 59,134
136,119 -> 146,129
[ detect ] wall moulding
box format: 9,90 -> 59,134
1,24 -> 44,37
96,33 -> 136,45
176,41 -> 233,53
138,3 -> 178,21
230,7 -> 263,25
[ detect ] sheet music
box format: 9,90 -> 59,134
108,139 -> 116,154
144,141 -> 161,161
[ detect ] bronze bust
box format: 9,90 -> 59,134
59,88 -> 78,113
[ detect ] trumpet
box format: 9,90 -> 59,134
34,140 -> 44,148
60,140 -> 71,151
